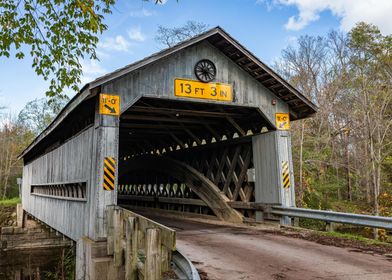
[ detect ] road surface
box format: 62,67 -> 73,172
145,214 -> 392,280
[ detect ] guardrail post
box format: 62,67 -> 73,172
125,216 -> 138,280
145,228 -> 161,280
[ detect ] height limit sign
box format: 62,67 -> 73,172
99,94 -> 120,116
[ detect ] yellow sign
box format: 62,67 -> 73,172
276,113 -> 290,130
99,94 -> 120,116
174,79 -> 232,101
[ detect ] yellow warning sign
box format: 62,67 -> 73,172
103,157 -> 115,191
99,94 -> 120,116
282,160 -> 290,189
174,79 -> 232,102
276,113 -> 290,130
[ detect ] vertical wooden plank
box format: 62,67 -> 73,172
113,208 -> 124,267
106,205 -> 114,255
125,216 -> 138,280
160,246 -> 169,273
145,228 -> 161,280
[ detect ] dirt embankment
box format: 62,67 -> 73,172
0,205 -> 17,227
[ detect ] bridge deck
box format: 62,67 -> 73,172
138,213 -> 392,280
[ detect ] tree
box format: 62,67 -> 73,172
155,21 -> 209,48
0,0 -> 163,98
0,113 -> 34,198
18,96 -> 69,136
274,22 -> 392,225
348,23 -> 392,226
0,0 -> 115,97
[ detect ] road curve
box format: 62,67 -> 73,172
143,214 -> 392,280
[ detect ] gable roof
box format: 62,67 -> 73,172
90,26 -> 318,117
19,26 -> 317,159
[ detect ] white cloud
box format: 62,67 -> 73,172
98,35 -> 132,52
128,26 -> 145,42
129,8 -> 156,17
81,60 -> 106,76
80,60 -> 107,85
262,0 -> 392,34
157,0 -> 168,5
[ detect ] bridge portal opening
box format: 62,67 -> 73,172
117,97 -> 273,221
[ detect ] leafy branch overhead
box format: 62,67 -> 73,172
0,0 -> 162,98
0,0 -> 116,97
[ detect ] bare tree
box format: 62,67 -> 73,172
155,21 -> 209,48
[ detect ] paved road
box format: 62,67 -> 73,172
145,214 -> 392,280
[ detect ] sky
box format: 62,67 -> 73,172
1,0 -> 391,113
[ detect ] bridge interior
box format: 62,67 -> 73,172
118,97 -> 273,220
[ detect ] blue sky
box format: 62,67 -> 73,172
1,0 -> 390,113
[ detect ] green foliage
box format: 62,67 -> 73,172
18,96 -> 69,136
0,197 -> 20,206
44,247 -> 75,280
0,0 -> 115,97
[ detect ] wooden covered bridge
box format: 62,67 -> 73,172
18,27 -> 317,279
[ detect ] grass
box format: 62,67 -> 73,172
318,230 -> 392,246
0,197 -> 21,207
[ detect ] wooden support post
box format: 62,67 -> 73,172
16,203 -> 24,228
145,228 -> 161,280
252,131 -> 296,225
125,217 -> 138,280
113,208 -> 124,267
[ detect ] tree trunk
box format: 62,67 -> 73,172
345,134 -> 352,201
298,120 -> 305,205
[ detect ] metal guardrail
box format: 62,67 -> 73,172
270,206 -> 392,230
172,250 -> 201,280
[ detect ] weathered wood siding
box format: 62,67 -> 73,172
102,41 -> 288,126
22,127 -> 94,240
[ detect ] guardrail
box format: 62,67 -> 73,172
172,250 -> 201,280
269,206 -> 392,230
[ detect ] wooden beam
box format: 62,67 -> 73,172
286,99 -> 300,105
169,132 -> 186,149
121,114 -> 218,125
255,72 -> 269,80
184,128 -> 202,146
235,56 -> 249,64
222,44 -> 236,53
121,123 -> 199,130
269,83 -> 284,89
203,123 -> 221,140
225,116 -> 246,136
243,61 -> 256,68
129,106 -> 242,118
260,77 -> 276,84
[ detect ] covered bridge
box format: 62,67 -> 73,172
19,27 -> 316,245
